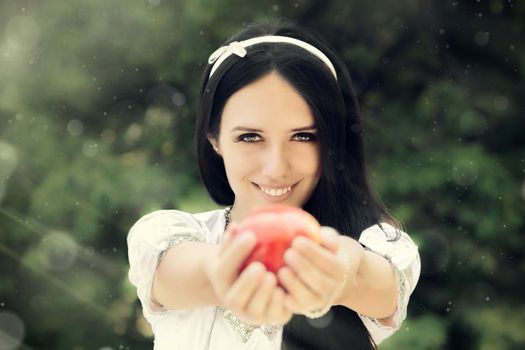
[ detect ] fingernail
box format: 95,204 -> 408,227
250,261 -> 265,272
283,250 -> 295,263
292,236 -> 308,249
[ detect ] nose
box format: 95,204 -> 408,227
261,143 -> 291,179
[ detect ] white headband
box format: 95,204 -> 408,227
207,35 -> 338,80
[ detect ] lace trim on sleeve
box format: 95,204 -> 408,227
359,256 -> 408,330
157,234 -> 203,265
146,234 -> 204,313
356,223 -> 420,344
218,307 -> 282,343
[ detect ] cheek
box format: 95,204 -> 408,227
299,146 -> 321,171
290,155 -> 320,180
222,150 -> 251,177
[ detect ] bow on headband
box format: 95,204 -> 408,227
208,41 -> 247,64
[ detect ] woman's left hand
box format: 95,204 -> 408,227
277,226 -> 362,315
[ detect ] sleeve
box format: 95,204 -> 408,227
357,223 -> 421,345
126,210 -> 207,324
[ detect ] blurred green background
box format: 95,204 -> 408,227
0,0 -> 524,349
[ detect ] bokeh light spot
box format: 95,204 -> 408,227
172,92 -> 186,107
125,124 -> 142,143
474,31 -> 489,46
82,141 -> 99,157
0,310 -> 25,350
493,96 -> 509,111
101,129 -> 117,144
0,141 -> 19,180
67,119 -> 84,136
38,231 -> 79,271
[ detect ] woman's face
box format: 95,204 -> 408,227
209,71 -> 321,220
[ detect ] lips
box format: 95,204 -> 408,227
259,185 -> 291,196
253,182 -> 298,202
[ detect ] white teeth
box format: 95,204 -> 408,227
258,185 -> 292,196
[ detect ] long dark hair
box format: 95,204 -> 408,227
195,18 -> 397,350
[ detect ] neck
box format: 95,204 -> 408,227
228,204 -> 247,224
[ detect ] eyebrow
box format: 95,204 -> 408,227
230,125 -> 317,132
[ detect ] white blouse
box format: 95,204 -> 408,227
127,208 -> 420,350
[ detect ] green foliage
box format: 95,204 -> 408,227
1,0 -> 524,349
381,315 -> 448,350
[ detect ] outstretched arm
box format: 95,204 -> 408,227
278,225 -> 418,324
153,222 -> 293,326
334,235 -> 398,320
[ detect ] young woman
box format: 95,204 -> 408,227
127,19 -> 420,350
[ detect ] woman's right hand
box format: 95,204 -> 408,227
203,222 -> 292,326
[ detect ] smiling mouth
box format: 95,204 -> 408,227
253,182 -> 298,199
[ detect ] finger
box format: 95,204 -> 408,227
224,262 -> 266,311
219,222 -> 238,253
246,272 -> 277,316
291,236 -> 341,278
267,287 -> 288,323
220,230 -> 257,279
283,248 -> 335,296
319,226 -> 340,252
277,266 -> 318,313
284,294 -> 303,314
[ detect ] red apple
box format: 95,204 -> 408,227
231,205 -> 321,274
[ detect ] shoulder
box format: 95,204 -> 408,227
358,222 -> 420,272
130,208 -> 224,232
126,208 -> 227,277
360,222 -> 404,242
127,208 -> 226,245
